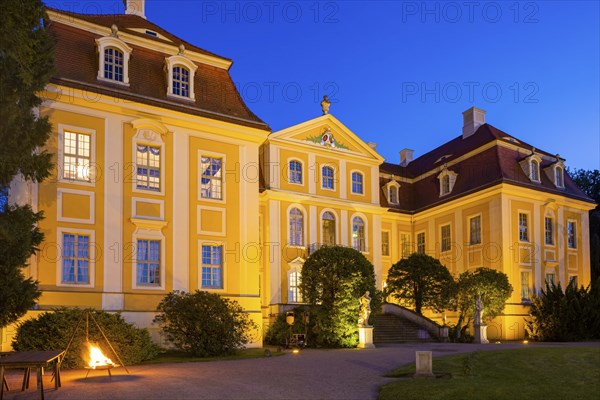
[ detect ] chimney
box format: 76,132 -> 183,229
462,107 -> 486,139
400,148 -> 414,166
125,0 -> 146,19
367,142 -> 377,151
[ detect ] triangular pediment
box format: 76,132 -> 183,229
269,114 -> 384,163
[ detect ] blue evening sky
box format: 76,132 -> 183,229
47,1 -> 599,171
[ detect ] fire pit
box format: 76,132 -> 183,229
84,343 -> 119,379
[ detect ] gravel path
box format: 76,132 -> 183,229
3,342 -> 598,400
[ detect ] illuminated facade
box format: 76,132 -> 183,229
1,3 -> 594,350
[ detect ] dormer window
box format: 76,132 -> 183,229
437,168 -> 458,197
165,47 -> 198,101
96,31 -> 132,86
385,180 -> 400,205
555,166 -> 564,188
530,159 -> 540,181
520,152 -> 542,183
543,156 -> 565,189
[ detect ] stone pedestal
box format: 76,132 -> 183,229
414,351 -> 435,377
357,327 -> 375,349
474,324 -> 489,344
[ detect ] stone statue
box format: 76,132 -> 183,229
320,95 -> 331,115
474,295 -> 483,326
358,291 -> 372,327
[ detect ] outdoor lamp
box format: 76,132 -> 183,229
286,312 -> 295,326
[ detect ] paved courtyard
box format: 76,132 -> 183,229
2,342 -> 598,400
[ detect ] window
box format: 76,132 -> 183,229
441,225 -> 451,252
96,35 -> 132,85
322,166 -> 334,190
289,160 -> 302,184
389,186 -> 398,204
351,172 -> 363,194
62,233 -> 90,284
137,239 -> 161,286
545,272 -> 555,286
469,216 -> 481,245
555,166 -> 564,188
289,208 -> 304,246
530,159 -> 540,181
104,48 -> 123,82
0,186 -> 8,211
569,275 -> 578,288
288,269 -> 302,303
322,212 -> 336,245
545,217 -> 554,245
63,131 -> 91,181
521,271 -> 530,301
568,221 -> 577,249
200,157 -> 223,200
417,232 -> 425,254
441,175 -> 450,196
519,213 -> 529,242
352,216 -> 366,252
172,66 -> 190,97
401,233 -> 411,258
201,245 -> 223,288
136,144 -> 161,191
381,231 -> 390,256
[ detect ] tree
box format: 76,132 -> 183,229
452,268 -> 513,337
154,290 -> 256,357
300,246 -> 379,348
567,168 -> 600,283
0,0 -> 54,327
386,253 -> 454,315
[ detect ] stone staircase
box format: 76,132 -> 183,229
373,313 -> 433,343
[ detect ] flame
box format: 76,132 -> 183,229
88,343 -> 114,367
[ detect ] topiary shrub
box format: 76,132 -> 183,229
154,290 -> 256,357
12,308 -> 160,369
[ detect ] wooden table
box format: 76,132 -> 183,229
0,350 -> 65,400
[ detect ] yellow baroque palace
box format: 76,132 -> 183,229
1,2 -> 595,349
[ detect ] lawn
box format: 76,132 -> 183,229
140,346 -> 285,365
379,346 -> 600,400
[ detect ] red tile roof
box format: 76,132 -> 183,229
47,9 -> 269,130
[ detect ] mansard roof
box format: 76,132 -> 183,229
381,124 -> 594,213
46,8 -> 269,130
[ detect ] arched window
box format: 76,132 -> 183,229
555,166 -> 564,187
322,211 -> 336,245
389,186 -> 398,204
289,160 -> 303,184
352,216 -> 366,252
288,269 -> 303,303
104,47 -> 124,82
172,66 -> 190,97
530,159 -> 540,181
441,174 -> 450,195
351,172 -> 363,194
322,166 -> 334,190
289,208 -> 304,246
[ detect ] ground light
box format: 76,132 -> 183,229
523,340 -> 529,344
292,349 -> 300,354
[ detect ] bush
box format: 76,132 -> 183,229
264,307 -> 309,346
526,279 -> 600,341
300,246 -> 380,348
154,290 -> 256,357
12,308 -> 160,369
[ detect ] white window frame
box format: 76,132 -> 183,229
58,124 -> 97,187
544,214 -> 555,246
96,36 -> 132,86
132,224 -> 166,291
468,214 -> 482,246
56,227 -> 96,288
567,219 -> 577,249
400,232 -> 411,258
132,128 -> 165,196
288,266 -> 303,304
440,224 -> 451,252
381,230 -> 390,257
351,213 -> 368,253
520,270 -> 531,302
545,271 -> 556,286
350,170 -> 364,195
320,209 -> 338,246
198,150 -> 226,202
321,165 -> 336,191
287,204 -> 307,247
518,211 -> 530,243
437,168 -> 458,197
165,54 -> 198,101
200,242 -> 225,290
554,165 -> 564,188
521,154 -> 542,183
385,180 -> 400,205
416,231 -> 426,254
287,158 -> 304,185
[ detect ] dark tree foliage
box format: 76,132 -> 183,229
452,267 -> 512,337
386,253 -> 455,315
567,168 -> 600,283
0,0 -> 55,327
154,290 -> 256,357
526,279 -> 600,341
300,246 -> 380,348
12,308 -> 159,368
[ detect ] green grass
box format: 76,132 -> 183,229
379,346 -> 600,400
140,346 -> 285,365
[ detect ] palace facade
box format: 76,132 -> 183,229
1,1 -> 595,349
